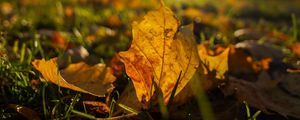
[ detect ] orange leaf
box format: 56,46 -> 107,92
119,5 -> 199,104
32,58 -> 116,97
198,44 -> 230,79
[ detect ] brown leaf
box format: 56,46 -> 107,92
32,58 -> 116,97
221,72 -> 300,119
118,5 -> 199,104
227,46 -> 256,74
235,40 -> 283,60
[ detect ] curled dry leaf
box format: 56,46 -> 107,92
119,5 -> 199,104
32,58 -> 116,97
222,72 -> 300,119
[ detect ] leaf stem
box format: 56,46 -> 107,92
42,83 -> 48,119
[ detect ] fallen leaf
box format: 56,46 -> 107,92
278,73 -> 300,99
119,5 -> 199,104
235,40 -> 283,60
32,58 -> 116,97
229,45 -> 273,74
198,44 -> 230,79
227,46 -> 257,74
221,72 -> 300,119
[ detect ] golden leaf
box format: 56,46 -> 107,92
32,58 -> 116,97
198,44 -> 230,79
118,5 -> 199,103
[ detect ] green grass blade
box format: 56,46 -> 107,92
167,71 -> 182,109
158,93 -> 169,120
117,103 -> 139,114
71,109 -> 97,120
42,83 -> 48,119
20,43 -> 26,63
252,110 -> 261,120
292,13 -> 298,41
244,101 -> 251,119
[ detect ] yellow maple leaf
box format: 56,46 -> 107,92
32,58 -> 116,97
118,5 -> 199,104
198,44 -> 230,80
